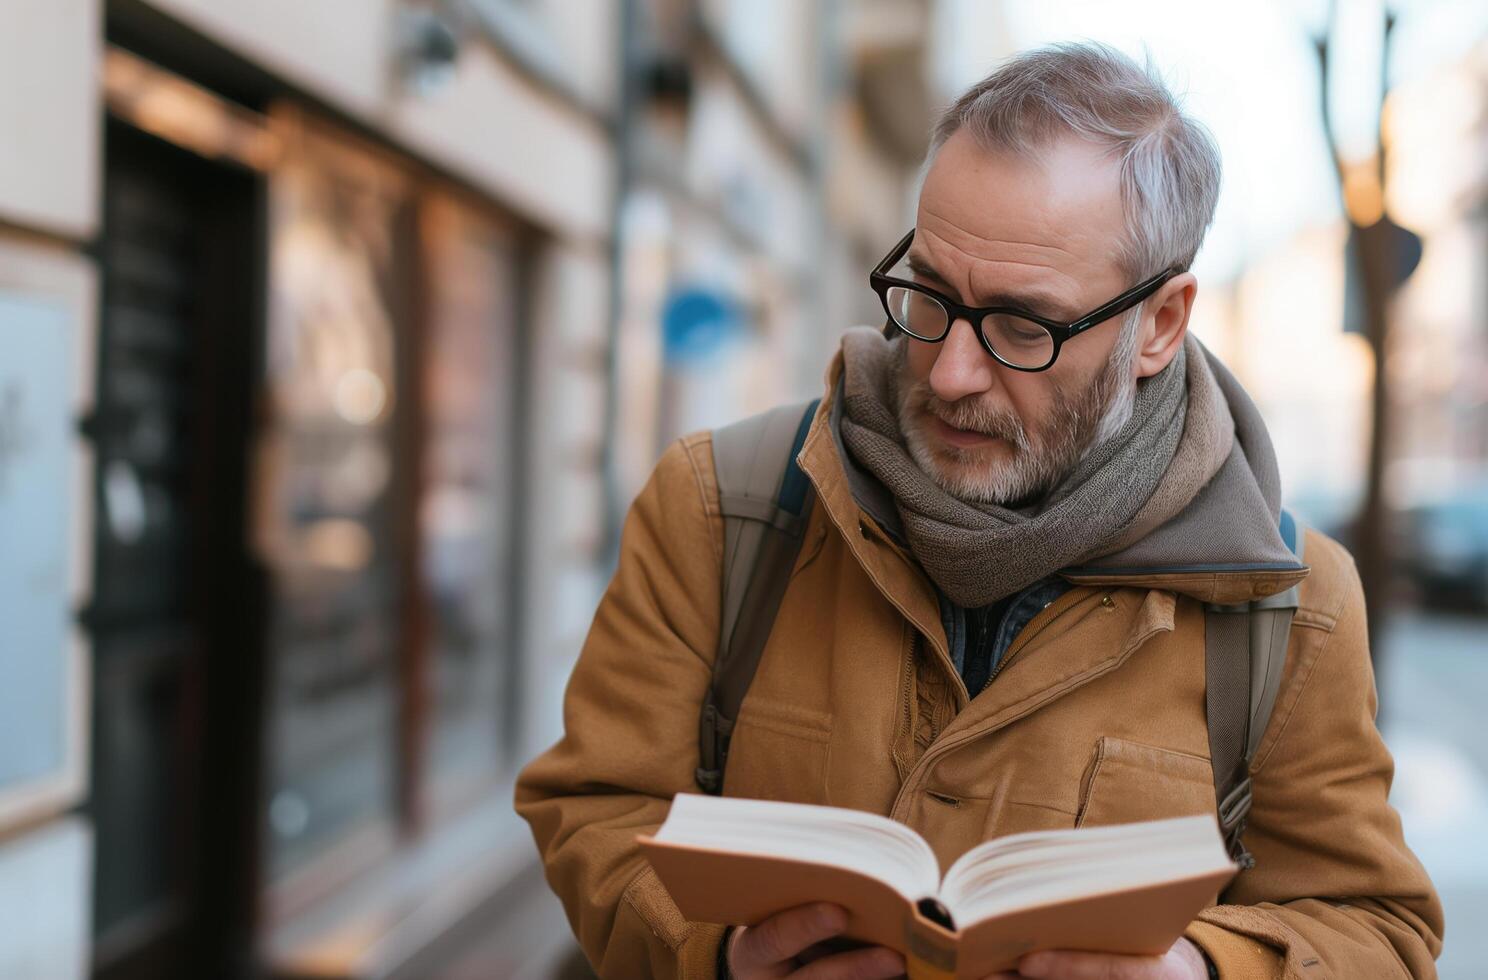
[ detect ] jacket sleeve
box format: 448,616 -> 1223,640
1184,533 -> 1444,979
515,434 -> 728,979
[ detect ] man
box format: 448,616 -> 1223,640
516,43 -> 1443,979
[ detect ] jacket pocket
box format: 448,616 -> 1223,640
722,699 -> 831,803
1075,736 -> 1215,828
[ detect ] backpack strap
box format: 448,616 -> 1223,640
696,399 -> 820,795
1204,509 -> 1306,869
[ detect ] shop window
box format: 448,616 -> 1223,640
258,112 -> 409,881
417,192 -> 524,820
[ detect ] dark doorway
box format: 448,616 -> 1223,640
86,117 -> 267,980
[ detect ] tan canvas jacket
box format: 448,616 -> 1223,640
516,358 -> 1444,979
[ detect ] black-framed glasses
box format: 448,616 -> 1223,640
869,230 -> 1179,372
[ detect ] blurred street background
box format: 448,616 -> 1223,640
0,0 -> 1485,977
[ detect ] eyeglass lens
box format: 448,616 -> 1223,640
883,285 -> 1055,368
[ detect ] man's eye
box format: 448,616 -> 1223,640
983,315 -> 1051,348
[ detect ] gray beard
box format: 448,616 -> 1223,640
895,317 -> 1140,508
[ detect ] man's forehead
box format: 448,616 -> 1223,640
911,129 -> 1126,302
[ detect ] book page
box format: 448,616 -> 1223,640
656,794 -> 940,901
939,816 -> 1233,923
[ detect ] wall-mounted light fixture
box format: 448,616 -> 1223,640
396,5 -> 463,97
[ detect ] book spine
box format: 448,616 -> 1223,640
905,954 -> 957,980
903,916 -> 957,980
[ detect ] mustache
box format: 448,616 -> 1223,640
907,382 -> 1031,451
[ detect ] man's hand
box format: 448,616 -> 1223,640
981,937 -> 1211,979
727,902 -> 906,979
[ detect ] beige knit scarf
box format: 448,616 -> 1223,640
837,328 -> 1234,607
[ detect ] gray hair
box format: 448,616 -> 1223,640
929,42 -> 1221,281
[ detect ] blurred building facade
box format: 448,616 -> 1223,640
607,0 -> 932,519
0,1 -> 931,978
1385,35 -> 1488,506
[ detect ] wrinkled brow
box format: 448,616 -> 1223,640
904,251 -> 1079,321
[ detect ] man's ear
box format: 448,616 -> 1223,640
1134,272 -> 1197,379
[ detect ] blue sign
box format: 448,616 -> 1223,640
661,286 -> 744,364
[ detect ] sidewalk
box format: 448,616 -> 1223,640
1380,608 -> 1488,979
388,860 -> 593,980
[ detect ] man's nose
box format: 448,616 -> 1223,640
928,318 -> 999,403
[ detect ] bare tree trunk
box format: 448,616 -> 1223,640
1352,218 -> 1396,673
1314,10 -> 1399,703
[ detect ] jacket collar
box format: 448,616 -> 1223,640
799,345 -> 1309,608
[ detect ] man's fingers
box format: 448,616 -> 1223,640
1016,948 -> 1167,978
733,903 -> 849,971
791,944 -> 904,980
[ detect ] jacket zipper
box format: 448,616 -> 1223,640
897,631 -> 916,768
975,590 -> 1081,695
891,589 -> 1167,822
890,592 -> 1077,821
979,623 -> 1025,695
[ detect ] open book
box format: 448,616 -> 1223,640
638,794 -> 1236,980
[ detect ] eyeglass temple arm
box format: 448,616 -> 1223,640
1064,268 -> 1178,338
873,231 -> 918,340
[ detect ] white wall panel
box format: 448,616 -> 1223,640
0,0 -> 100,238
0,819 -> 92,980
